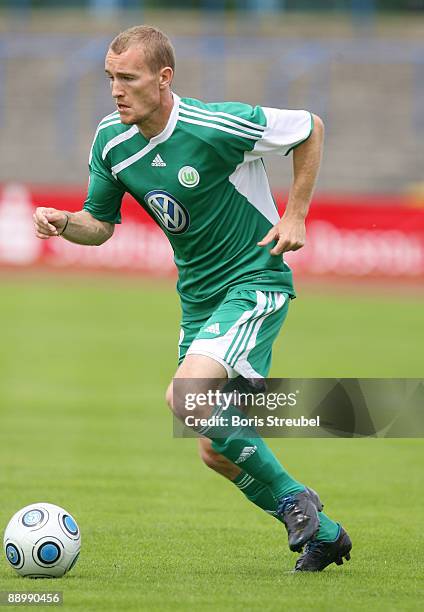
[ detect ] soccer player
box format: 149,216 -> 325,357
33,25 -> 352,572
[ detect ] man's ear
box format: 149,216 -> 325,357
159,67 -> 173,89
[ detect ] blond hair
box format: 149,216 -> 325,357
110,25 -> 175,74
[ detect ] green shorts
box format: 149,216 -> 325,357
178,287 -> 290,379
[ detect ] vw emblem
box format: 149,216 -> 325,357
144,190 -> 190,234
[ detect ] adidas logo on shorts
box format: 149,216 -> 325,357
151,154 -> 166,167
235,445 -> 258,464
204,323 -> 220,335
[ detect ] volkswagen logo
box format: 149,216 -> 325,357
144,190 -> 190,235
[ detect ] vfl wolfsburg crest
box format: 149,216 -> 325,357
178,166 -> 200,188
144,190 -> 190,234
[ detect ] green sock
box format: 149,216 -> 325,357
233,471 -> 340,541
315,513 -> 340,541
201,403 -> 304,499
197,396 -> 340,539
233,471 -> 284,523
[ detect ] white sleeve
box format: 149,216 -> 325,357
247,108 -> 313,159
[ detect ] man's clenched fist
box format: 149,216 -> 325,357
33,207 -> 68,239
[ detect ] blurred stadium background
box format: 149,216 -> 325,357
0,0 -> 424,280
0,0 -> 423,426
1,2 -> 423,608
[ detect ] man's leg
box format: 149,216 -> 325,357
168,354 -> 322,551
198,438 -> 345,545
198,438 -> 284,522
172,289 -> 345,561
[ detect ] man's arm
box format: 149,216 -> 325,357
33,207 -> 114,246
258,113 -> 324,255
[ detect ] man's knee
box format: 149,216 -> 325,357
166,354 -> 229,421
165,383 -> 173,411
165,380 -> 190,419
165,379 -> 196,420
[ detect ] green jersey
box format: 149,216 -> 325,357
84,95 -> 313,318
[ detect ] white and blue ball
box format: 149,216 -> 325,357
3,503 -> 80,578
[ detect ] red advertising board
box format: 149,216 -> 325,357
0,183 -> 423,279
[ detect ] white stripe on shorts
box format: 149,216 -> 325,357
186,291 -> 287,379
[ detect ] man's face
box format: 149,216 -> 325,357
105,45 -> 161,126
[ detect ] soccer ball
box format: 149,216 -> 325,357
3,503 -> 80,578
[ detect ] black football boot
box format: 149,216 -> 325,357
294,525 -> 352,572
277,487 -> 323,553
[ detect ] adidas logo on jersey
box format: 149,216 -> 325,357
151,154 -> 166,167
204,323 -> 220,335
235,446 -> 258,464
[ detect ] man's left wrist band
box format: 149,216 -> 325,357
58,213 -> 70,236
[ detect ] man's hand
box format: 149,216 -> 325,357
257,214 -> 306,255
33,207 -> 68,239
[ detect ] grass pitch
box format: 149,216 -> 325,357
0,275 -> 423,611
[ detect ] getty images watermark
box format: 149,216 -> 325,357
173,378 -> 424,438
183,388 -> 320,430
